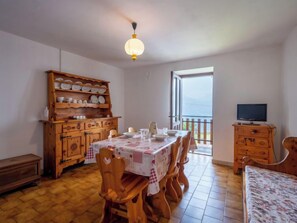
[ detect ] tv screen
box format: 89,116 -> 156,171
237,104 -> 267,122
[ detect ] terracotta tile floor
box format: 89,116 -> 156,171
0,154 -> 243,223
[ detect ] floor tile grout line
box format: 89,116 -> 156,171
182,154 -> 212,222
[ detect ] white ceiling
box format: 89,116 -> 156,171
0,0 -> 297,69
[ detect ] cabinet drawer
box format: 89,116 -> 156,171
246,148 -> 268,159
237,137 -> 269,148
237,146 -> 268,158
237,126 -> 269,137
103,119 -> 116,128
62,123 -> 83,133
85,120 -> 101,130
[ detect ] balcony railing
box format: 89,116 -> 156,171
182,115 -> 213,155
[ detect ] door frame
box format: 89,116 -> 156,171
170,71 -> 182,130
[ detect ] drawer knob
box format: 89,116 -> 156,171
251,130 -> 258,134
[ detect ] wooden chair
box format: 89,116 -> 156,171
178,131 -> 191,191
152,136 -> 182,218
109,129 -> 118,138
128,127 -> 137,133
96,148 -> 148,223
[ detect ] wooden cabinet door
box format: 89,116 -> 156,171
85,129 -> 106,150
61,132 -> 85,163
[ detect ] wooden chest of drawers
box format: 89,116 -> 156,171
0,154 -> 41,194
233,123 -> 275,174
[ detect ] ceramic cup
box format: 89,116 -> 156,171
57,97 -> 64,103
66,98 -> 72,103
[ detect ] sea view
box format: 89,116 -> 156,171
182,76 -> 213,134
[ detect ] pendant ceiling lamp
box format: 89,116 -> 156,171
125,22 -> 144,61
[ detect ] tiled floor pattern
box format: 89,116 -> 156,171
0,154 -> 243,223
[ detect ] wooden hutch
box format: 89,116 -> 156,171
233,123 -> 275,174
43,70 -> 120,178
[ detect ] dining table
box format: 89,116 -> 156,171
85,130 -> 189,196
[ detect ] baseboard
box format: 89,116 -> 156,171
212,159 -> 233,167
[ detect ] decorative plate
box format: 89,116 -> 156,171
61,83 -> 71,90
72,81 -> 82,91
90,95 -> 99,104
98,85 -> 107,94
82,83 -> 92,92
91,84 -> 100,93
123,132 -> 137,138
55,77 -> 63,81
98,96 -> 105,104
153,134 -> 168,141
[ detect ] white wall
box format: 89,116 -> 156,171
282,25 -> 297,137
124,46 -> 282,163
0,30 -> 125,162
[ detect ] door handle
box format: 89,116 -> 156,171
60,135 -> 71,140
60,158 -> 71,163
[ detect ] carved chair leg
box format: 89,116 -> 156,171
101,200 -> 112,223
126,193 -> 147,223
143,191 -> 158,222
166,177 -> 178,202
172,175 -> 183,200
152,178 -> 171,219
178,165 -> 189,190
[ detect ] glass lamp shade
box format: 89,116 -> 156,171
125,34 -> 144,60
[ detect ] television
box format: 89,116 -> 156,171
237,104 -> 267,122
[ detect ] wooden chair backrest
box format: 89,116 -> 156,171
168,136 -> 182,174
180,131 -> 191,163
243,137 -> 297,176
109,129 -> 118,138
128,127 -> 136,133
96,148 -> 126,200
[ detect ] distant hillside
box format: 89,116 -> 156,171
182,95 -> 212,117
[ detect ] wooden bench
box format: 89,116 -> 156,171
0,154 -> 41,194
242,137 -> 297,223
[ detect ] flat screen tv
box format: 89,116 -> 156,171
237,104 -> 267,122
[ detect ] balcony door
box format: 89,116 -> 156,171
170,72 -> 182,130
170,67 -> 214,156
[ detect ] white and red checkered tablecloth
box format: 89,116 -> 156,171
85,131 -> 188,195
